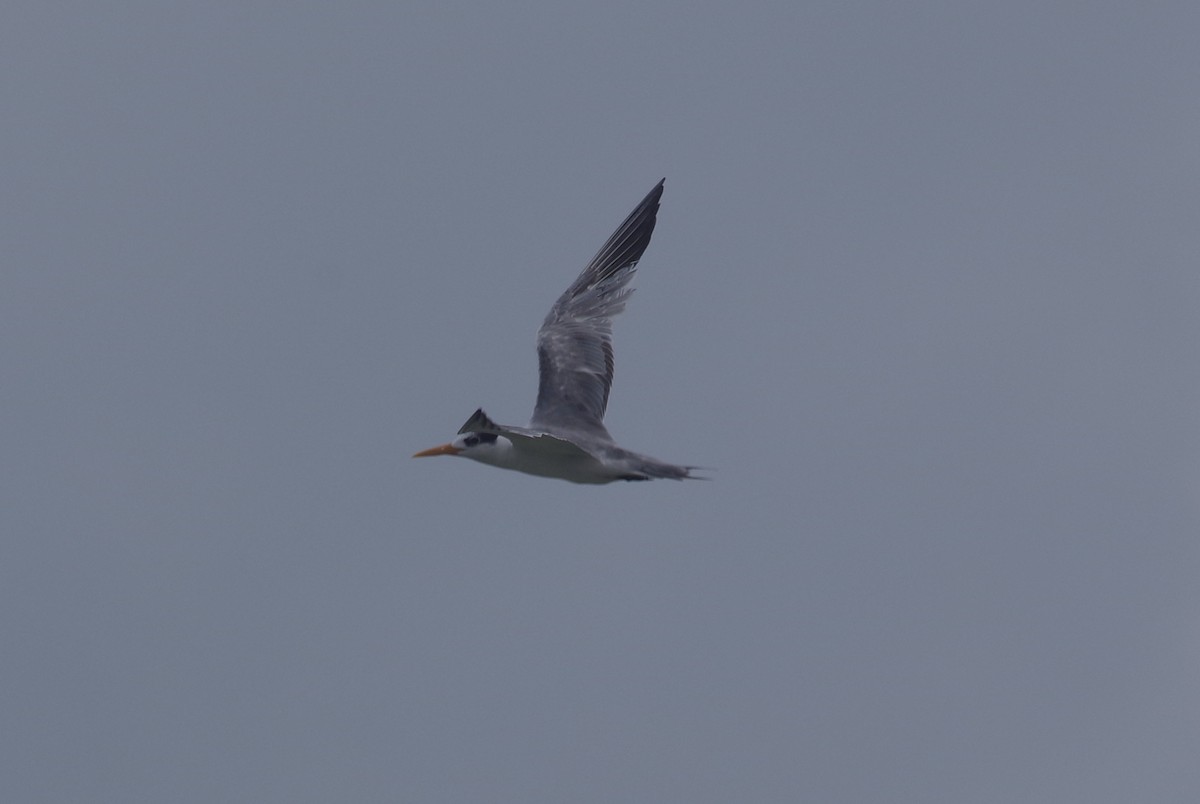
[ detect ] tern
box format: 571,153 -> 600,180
413,179 -> 700,483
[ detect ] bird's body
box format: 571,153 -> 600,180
414,180 -> 699,484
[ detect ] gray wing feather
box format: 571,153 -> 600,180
530,179 -> 665,438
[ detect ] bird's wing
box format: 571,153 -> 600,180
530,179 -> 665,439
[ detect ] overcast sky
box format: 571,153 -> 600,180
4,2 -> 1199,802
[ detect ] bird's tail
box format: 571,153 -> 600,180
622,460 -> 710,482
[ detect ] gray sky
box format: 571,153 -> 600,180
4,2 -> 1199,802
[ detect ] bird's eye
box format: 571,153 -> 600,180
463,435 -> 480,447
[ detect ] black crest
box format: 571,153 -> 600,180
458,408 -> 501,435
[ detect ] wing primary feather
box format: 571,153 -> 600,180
531,180 -> 665,437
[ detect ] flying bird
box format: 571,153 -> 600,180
413,179 -> 701,483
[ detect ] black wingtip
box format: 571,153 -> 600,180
636,179 -> 665,211
628,180 -> 665,230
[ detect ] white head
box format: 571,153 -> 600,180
413,431 -> 514,467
